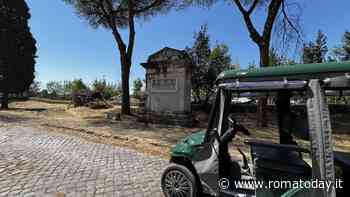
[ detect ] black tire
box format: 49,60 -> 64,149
161,163 -> 198,197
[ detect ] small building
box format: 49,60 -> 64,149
141,47 -> 192,126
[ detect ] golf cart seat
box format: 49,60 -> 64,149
245,139 -> 311,180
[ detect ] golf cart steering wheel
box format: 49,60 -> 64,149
220,115 -> 250,144
227,115 -> 251,136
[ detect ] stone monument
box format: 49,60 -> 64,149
140,47 -> 192,126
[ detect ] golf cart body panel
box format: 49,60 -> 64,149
217,61 -> 350,82
171,131 -> 220,196
171,130 -> 206,158
162,62 -> 350,197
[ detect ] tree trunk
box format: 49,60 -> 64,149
276,91 -> 294,144
256,44 -> 269,128
193,89 -> 201,104
121,58 -> 131,115
204,90 -> 213,105
1,92 -> 9,110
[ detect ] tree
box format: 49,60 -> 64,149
343,31 -> 350,61
269,48 -> 296,66
248,61 -> 257,70
71,79 -> 89,94
302,42 -> 315,64
206,43 -> 232,102
132,78 -> 143,99
269,48 -> 284,66
302,30 -> 328,63
187,25 -> 233,104
46,81 -> 63,97
40,89 -> 49,98
46,79 -> 88,98
116,82 -> 122,95
92,78 -> 108,93
332,31 -> 350,61
187,24 -> 211,103
28,81 -> 41,97
187,0 -> 303,128
231,0 -> 302,127
0,0 -> 37,109
92,78 -> 120,99
186,0 -> 302,65
187,0 -> 302,127
103,83 -> 120,99
64,0 -> 174,115
62,80 -> 73,97
314,30 -> 328,63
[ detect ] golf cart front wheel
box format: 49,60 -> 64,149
161,163 -> 198,197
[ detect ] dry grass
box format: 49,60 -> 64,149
1,100 -> 349,160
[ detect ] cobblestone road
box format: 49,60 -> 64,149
0,126 -> 167,197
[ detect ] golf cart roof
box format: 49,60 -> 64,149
217,61 -> 350,83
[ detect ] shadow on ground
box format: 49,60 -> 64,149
0,114 -> 31,123
1,108 -> 47,112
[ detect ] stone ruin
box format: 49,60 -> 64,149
140,47 -> 192,127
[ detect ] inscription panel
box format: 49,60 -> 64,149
151,79 -> 177,92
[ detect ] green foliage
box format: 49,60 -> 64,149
132,78 -> 143,99
71,79 -> 89,94
187,25 -> 232,103
116,82 -> 122,95
178,0 -> 217,8
44,79 -> 120,100
92,79 -> 107,93
104,83 -> 121,99
63,0 -> 174,29
45,79 -> 88,98
62,80 -> 73,96
302,30 -> 328,64
63,0 -> 176,114
207,44 -> 232,86
91,78 -> 120,99
28,81 -> 41,96
332,31 -> 350,61
40,89 -> 49,98
46,81 -> 64,96
187,24 -> 211,103
269,48 -> 296,66
269,48 -> 283,66
0,0 -> 37,95
248,61 -> 257,70
344,31 -> 350,60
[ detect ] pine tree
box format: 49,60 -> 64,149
344,31 -> 350,60
187,25 -> 232,104
314,30 -> 328,63
333,31 -> 350,61
302,42 -> 315,64
187,25 -> 211,103
132,78 -> 143,99
302,30 -> 327,64
269,48 -> 296,66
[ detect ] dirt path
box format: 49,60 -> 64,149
1,100 -> 349,159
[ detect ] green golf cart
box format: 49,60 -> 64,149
161,61 -> 350,197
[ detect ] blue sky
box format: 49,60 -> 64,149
26,0 -> 350,87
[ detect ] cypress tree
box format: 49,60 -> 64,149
0,0 -> 36,109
